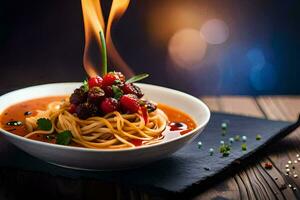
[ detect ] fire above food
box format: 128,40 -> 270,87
0,0 -> 197,149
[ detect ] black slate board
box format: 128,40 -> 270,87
0,112 -> 299,197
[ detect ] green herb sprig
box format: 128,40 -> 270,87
99,30 -> 107,76
83,79 -> 89,92
219,144 -> 231,157
126,73 -> 149,84
56,130 -> 72,145
112,85 -> 123,100
37,118 -> 52,131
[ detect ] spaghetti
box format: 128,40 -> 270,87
24,100 -> 168,149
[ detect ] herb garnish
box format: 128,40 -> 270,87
241,143 -> 247,151
256,134 -> 262,140
56,130 -> 72,145
220,144 -> 231,157
83,79 -> 89,92
126,73 -> 149,84
234,135 -> 240,141
37,118 -> 52,131
99,30 -> 107,75
112,85 -> 123,100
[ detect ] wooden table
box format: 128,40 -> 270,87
1,96 -> 300,200
195,96 -> 300,200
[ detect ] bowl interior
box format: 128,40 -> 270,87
0,83 -> 210,150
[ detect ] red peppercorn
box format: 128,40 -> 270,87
88,76 -> 103,88
264,162 -> 273,170
122,83 -> 144,98
100,98 -> 118,114
102,86 -> 114,97
68,104 -> 77,114
102,73 -> 118,87
120,94 -> 140,113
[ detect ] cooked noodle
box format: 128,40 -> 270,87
24,100 -> 168,149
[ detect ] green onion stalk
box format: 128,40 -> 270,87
99,30 -> 107,76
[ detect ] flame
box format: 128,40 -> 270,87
106,0 -> 134,76
81,0 -> 105,77
81,0 -> 134,78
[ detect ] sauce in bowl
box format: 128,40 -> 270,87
0,96 -> 196,147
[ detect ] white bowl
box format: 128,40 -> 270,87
0,83 -> 210,170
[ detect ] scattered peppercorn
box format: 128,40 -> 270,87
24,111 -> 32,116
256,134 -> 262,140
6,121 -> 22,126
234,135 -> 240,141
294,174 -> 298,178
221,122 -> 228,136
241,143 -> 247,151
197,141 -> 202,149
209,148 -> 214,156
264,162 -> 273,169
221,122 -> 228,130
242,136 -> 247,142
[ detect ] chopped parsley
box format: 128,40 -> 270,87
82,79 -> 89,92
112,85 -> 123,100
234,135 -> 240,141
56,130 -> 72,145
219,144 -> 231,157
256,134 -> 262,140
241,143 -> 247,151
37,118 -> 52,131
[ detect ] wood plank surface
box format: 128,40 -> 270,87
194,96 -> 300,200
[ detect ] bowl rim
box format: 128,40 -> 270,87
0,82 -> 210,153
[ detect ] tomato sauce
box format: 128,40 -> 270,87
0,97 -> 197,146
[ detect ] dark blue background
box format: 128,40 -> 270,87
0,0 -> 299,95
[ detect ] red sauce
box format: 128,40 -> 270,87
0,97 -> 197,147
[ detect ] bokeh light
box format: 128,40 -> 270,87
250,63 -> 278,91
200,19 -> 229,45
246,48 -> 265,67
168,29 -> 207,69
246,48 -> 277,91
146,1 -> 206,47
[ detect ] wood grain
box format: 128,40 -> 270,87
195,96 -> 300,200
